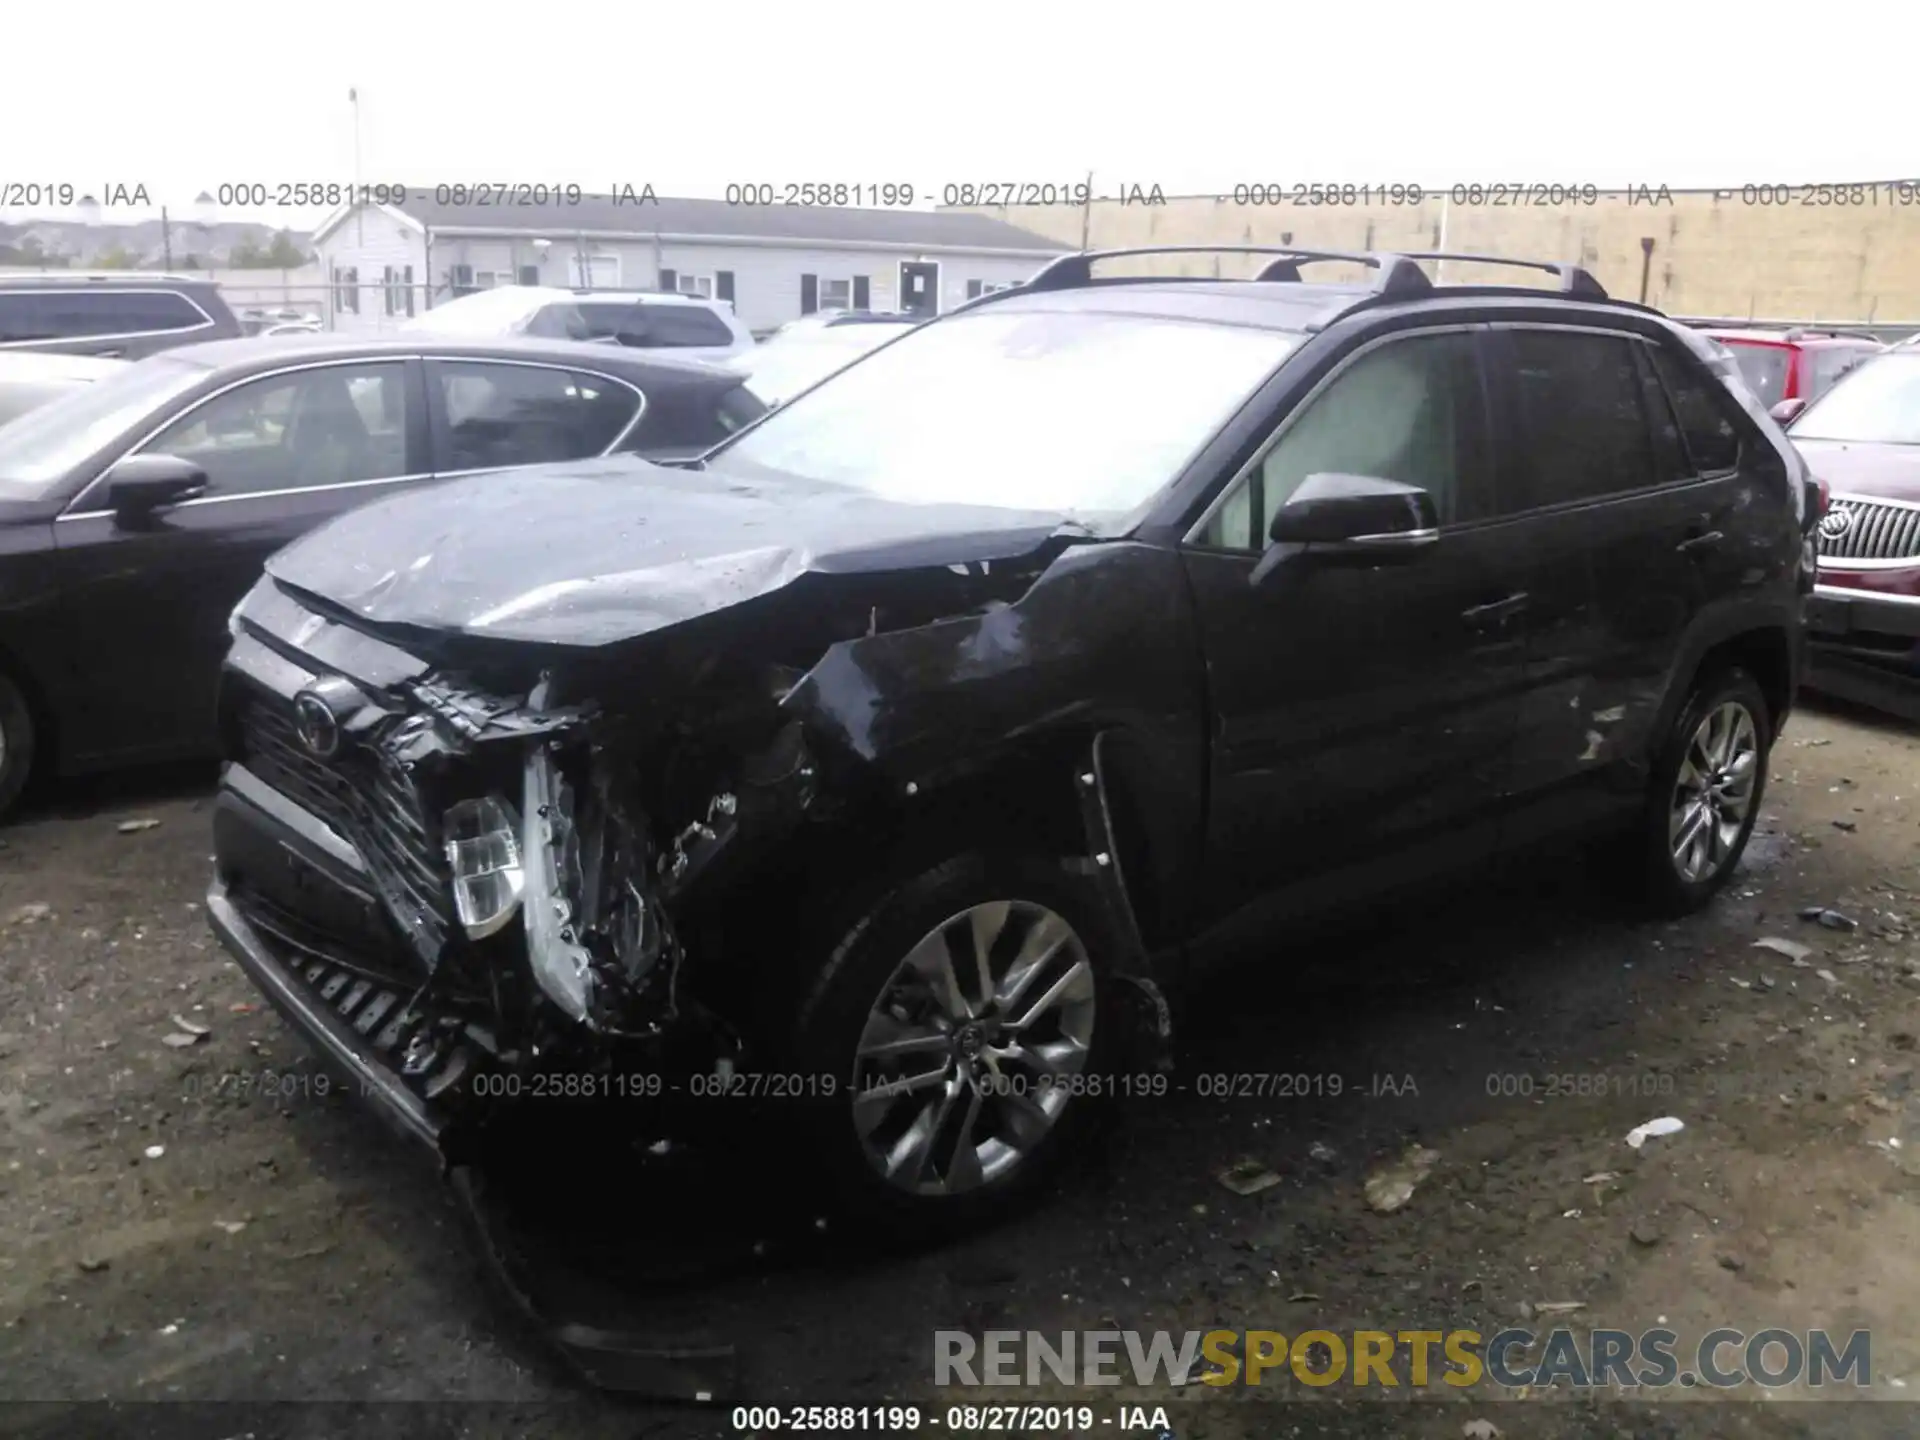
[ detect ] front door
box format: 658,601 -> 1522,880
1179,326 -> 1527,924
51,358 -> 427,764
899,262 -> 940,318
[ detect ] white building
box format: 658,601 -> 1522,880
310,191 -> 1068,335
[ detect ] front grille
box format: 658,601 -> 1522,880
233,887 -> 478,1102
238,695 -> 455,957
1819,497 -> 1920,563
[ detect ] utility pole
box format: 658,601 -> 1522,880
1079,171 -> 1094,250
160,206 -> 172,269
349,87 -> 364,245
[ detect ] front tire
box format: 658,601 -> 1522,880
0,672 -> 36,820
1637,666 -> 1770,916
788,851 -> 1123,1239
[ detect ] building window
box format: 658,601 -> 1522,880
383,265 -> 402,316
333,265 -> 360,314
517,264 -> 540,286
473,270 -> 517,290
966,280 -> 1017,299
716,271 -> 735,304
674,273 -> 714,299
818,278 -> 853,312
569,254 -> 620,288
449,264 -> 476,298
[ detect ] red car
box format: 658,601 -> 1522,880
1790,341 -> 1920,699
1702,328 -> 1885,415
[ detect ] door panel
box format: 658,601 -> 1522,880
1180,327 -> 1523,923
1485,326 -> 1737,841
50,359 -> 427,764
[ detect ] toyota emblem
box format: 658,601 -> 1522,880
292,691 -> 341,760
1818,505 -> 1855,542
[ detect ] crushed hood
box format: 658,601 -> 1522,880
265,456 -> 1085,646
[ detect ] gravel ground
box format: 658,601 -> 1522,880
4,700 -> 1920,1440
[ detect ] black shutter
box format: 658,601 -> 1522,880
800,274 -> 818,314
451,264 -> 474,297
658,267 -> 676,292
403,264 -> 415,316
518,264 -> 539,285
966,279 -> 983,299
715,270 -> 734,302
852,275 -> 870,310
383,264 -> 396,315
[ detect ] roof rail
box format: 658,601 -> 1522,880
0,270 -> 206,284
1021,246 -> 1433,301
1396,252 -> 1608,300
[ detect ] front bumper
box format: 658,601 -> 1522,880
1805,582 -> 1920,716
208,765 -> 483,1159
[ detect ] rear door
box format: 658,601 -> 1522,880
1179,325 -> 1527,922
1484,323 -> 1747,840
51,358 -> 429,762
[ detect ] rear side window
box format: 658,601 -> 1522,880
436,362 -> 641,471
0,289 -> 209,342
1649,345 -> 1742,473
633,382 -> 768,451
1503,330 -> 1658,510
624,303 -> 735,348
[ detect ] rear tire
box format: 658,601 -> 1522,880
1635,666 -> 1770,916
0,672 -> 36,820
786,850 -> 1123,1241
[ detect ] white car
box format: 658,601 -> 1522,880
405,286 -> 754,362
0,350 -> 128,428
736,314 -> 921,406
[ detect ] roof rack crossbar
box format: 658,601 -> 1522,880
1022,245 -> 1431,300
1396,252 -> 1608,300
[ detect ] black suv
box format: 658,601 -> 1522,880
208,247 -> 1813,1243
0,272 -> 243,358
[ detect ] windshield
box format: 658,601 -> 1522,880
718,308 -> 1299,521
741,327 -> 908,406
1721,341 -> 1790,407
0,356 -> 210,494
1791,352 -> 1920,444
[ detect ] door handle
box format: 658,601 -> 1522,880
1676,530 -> 1725,557
1461,591 -> 1530,628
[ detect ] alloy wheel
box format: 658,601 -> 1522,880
1669,700 -> 1759,884
851,900 -> 1096,1197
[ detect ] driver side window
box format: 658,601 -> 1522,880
139,363 -> 410,496
1198,331 -> 1487,549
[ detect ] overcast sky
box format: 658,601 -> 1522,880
2,0 -> 1909,226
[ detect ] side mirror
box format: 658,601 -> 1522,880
1770,397 -> 1808,426
1267,472 -> 1439,554
105,454 -> 208,528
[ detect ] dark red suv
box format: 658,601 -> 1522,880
1702,327 -> 1885,415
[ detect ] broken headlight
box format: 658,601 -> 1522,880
443,795 -> 525,938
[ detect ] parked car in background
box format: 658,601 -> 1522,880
1701,327 -> 1884,414
735,312 -> 921,406
0,351 -> 127,427
1787,345 -> 1920,689
405,286 -> 754,362
0,273 -> 243,358
0,334 -> 766,813
206,246 -> 1807,1250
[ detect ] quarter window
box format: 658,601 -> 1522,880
1649,344 -> 1742,473
1198,331 -> 1488,549
1503,330 -> 1658,510
436,362 -> 640,470
138,362 -> 410,496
